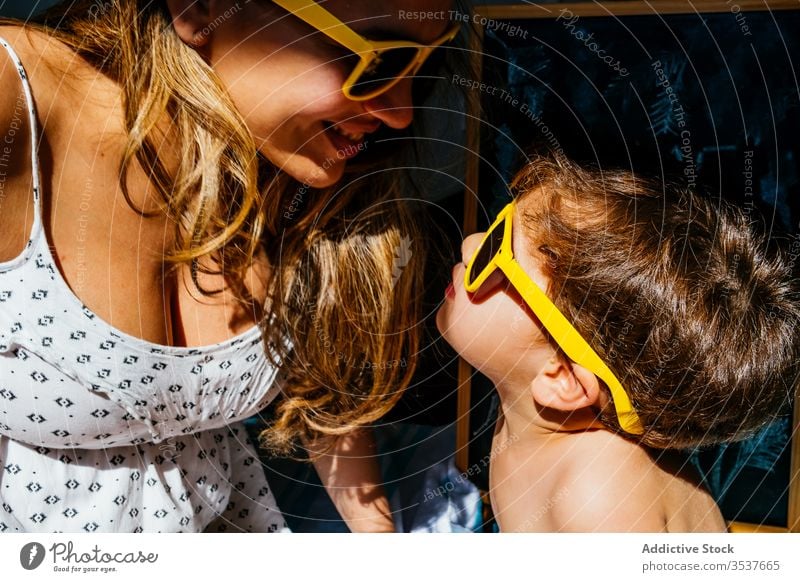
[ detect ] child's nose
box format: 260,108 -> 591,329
461,232 -> 485,265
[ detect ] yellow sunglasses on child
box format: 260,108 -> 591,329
272,0 -> 460,101
463,201 -> 644,435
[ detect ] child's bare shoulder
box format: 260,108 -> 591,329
548,431 -> 669,532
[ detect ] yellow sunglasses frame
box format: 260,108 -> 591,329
272,0 -> 460,101
464,201 -> 644,435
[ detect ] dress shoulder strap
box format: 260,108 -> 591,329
0,34 -> 44,250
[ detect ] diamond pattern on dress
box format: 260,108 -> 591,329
0,33 -> 288,534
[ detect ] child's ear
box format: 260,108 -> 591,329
530,355 -> 601,411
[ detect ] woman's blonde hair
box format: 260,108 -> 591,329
15,0 -> 426,454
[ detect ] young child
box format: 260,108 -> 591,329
437,155 -> 800,532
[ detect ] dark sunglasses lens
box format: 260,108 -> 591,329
349,47 -> 419,97
413,49 -> 448,103
417,46 -> 446,77
468,224 -> 504,287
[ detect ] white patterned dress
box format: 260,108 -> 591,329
0,35 -> 290,533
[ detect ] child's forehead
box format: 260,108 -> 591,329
511,196 -> 544,273
515,185 -> 553,218
516,182 -> 581,228
513,186 -> 548,229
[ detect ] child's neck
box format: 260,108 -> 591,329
494,379 -> 606,445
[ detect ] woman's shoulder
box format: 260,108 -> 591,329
0,24 -> 107,134
0,26 -> 31,147
0,24 -> 56,82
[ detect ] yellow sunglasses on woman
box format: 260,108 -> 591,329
273,0 -> 460,101
464,200 -> 644,435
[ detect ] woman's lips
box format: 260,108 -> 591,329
325,128 -> 363,160
324,122 -> 371,160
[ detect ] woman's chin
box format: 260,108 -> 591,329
259,146 -> 346,187
313,169 -> 343,188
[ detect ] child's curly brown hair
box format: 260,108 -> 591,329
513,155 -> 800,448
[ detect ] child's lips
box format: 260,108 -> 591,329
446,263 -> 463,300
444,263 -> 461,299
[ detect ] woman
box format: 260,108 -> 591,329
0,0 -> 458,532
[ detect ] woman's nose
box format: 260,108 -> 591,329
362,78 -> 414,130
461,232 -> 485,265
